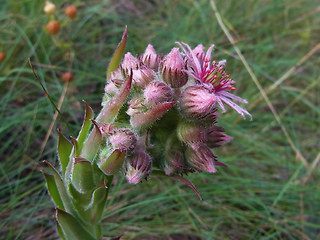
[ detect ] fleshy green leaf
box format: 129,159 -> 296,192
80,120 -> 102,161
56,209 -> 96,240
98,149 -> 126,176
97,71 -> 133,124
42,160 -> 73,212
57,129 -> 73,176
43,172 -> 64,210
84,185 -> 108,224
77,101 -> 94,154
70,136 -> 79,157
106,26 -> 127,79
71,158 -> 95,193
56,221 -> 66,240
130,101 -> 177,129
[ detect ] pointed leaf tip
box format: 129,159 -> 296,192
130,101 -> 177,128
106,26 -> 128,79
172,175 -> 202,200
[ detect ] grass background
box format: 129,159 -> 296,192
1,0 -> 319,239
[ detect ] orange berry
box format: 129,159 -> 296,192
0,52 -> 5,62
65,5 -> 77,19
62,72 -> 74,82
46,20 -> 60,35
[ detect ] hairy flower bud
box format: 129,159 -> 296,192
206,126 -> 233,148
140,44 -> 162,71
132,66 -> 155,87
163,151 -> 186,175
109,129 -> 137,151
160,48 -> 188,88
46,20 -> 60,35
44,1 -> 56,14
125,151 -> 152,184
180,85 -> 218,123
185,144 -> 217,173
65,5 -> 77,19
177,122 -> 206,149
126,97 -> 146,116
144,81 -> 173,106
122,53 -> 140,73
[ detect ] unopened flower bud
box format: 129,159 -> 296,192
126,97 -> 146,116
108,67 -> 125,85
161,48 -> 188,88
104,82 -> 119,97
206,126 -> 233,148
132,66 -> 155,87
180,85 -> 218,123
125,151 -> 152,184
177,122 -> 206,148
65,5 -> 77,19
163,151 -> 186,175
122,53 -> 140,73
44,1 -> 56,14
46,20 -> 60,35
109,129 -> 137,151
185,144 -> 217,173
144,81 -> 173,106
140,44 -> 161,71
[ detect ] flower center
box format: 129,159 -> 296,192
200,58 -> 236,93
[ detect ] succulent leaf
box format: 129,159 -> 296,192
42,161 -> 73,212
97,71 -> 133,124
56,208 -> 96,240
71,158 -> 95,193
43,172 -> 65,210
98,149 -> 126,176
130,101 -> 177,129
57,129 -> 73,176
106,26 -> 127,79
80,120 -> 102,161
77,101 -> 94,153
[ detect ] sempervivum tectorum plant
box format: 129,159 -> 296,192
42,27 -> 251,240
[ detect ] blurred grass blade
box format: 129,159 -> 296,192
106,26 -> 127,79
77,101 -> 94,153
58,129 -> 73,175
56,209 -> 96,240
28,59 -> 75,136
42,172 -> 65,210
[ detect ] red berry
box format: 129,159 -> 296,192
46,20 -> 60,35
65,5 -> 77,19
0,52 -> 5,62
62,72 -> 74,82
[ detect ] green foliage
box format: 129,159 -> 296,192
0,0 -> 319,239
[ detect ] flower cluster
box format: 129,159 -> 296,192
43,30 -> 251,239
99,42 -> 251,183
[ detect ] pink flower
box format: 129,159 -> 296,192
177,42 -> 252,119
